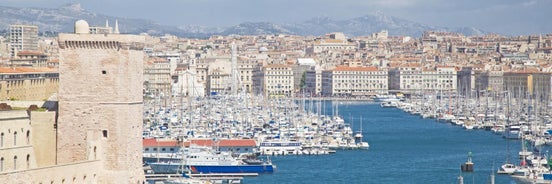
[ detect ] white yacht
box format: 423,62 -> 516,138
497,163 -> 518,174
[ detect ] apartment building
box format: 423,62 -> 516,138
305,66 -> 322,96
421,66 -> 457,92
9,24 -> 39,58
388,63 -> 423,94
144,57 -> 171,97
238,59 -> 256,93
311,39 -> 356,54
253,64 -> 294,97
321,66 -> 388,96
9,51 -> 48,68
503,72 -> 551,101
0,67 -> 58,101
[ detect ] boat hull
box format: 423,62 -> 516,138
190,165 -> 274,174
502,131 -> 520,139
149,162 -> 187,174
150,162 -> 274,174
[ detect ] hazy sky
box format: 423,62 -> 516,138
3,0 -> 551,35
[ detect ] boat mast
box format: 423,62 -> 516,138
506,91 -> 511,164
360,116 -> 363,142
230,42 -> 238,97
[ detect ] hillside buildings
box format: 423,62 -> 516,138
137,31 -> 551,101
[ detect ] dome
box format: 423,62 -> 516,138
259,47 -> 268,52
74,20 -> 89,34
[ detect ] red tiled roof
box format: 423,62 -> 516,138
143,138 -> 187,147
149,57 -> 168,63
264,64 -> 290,68
0,67 -> 57,73
17,51 -> 44,55
190,139 -> 256,147
332,66 -> 378,72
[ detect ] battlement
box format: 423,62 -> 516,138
58,33 -> 145,50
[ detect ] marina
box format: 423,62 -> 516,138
144,91 -> 552,183
245,101 -> 550,183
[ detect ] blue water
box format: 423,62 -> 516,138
245,102 -> 535,184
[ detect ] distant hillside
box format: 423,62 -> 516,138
0,3 -> 485,38
0,3 -> 186,36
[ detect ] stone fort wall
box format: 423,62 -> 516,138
56,33 -> 145,183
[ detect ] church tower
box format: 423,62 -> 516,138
57,20 -> 145,183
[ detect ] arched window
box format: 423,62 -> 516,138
1,132 -> 4,147
1,157 -> 4,171
13,156 -> 17,170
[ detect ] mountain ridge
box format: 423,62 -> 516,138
0,3 -> 485,38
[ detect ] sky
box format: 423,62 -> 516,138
2,0 -> 552,35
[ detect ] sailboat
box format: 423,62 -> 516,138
355,116 -> 369,149
498,91 -> 520,175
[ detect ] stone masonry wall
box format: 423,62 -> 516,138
57,33 -> 145,183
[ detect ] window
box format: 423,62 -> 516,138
26,131 -> 30,145
0,157 -> 3,171
26,154 -> 30,169
1,132 -> 3,147
13,156 -> 17,170
102,130 -> 108,138
145,148 -> 149,151
13,131 -> 17,146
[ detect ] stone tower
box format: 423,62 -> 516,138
57,20 -> 145,183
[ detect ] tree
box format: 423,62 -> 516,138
300,71 -> 307,92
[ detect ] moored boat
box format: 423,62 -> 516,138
380,101 -> 398,108
150,146 -> 274,174
497,163 -> 518,174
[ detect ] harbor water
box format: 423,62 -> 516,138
245,101 -> 535,184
